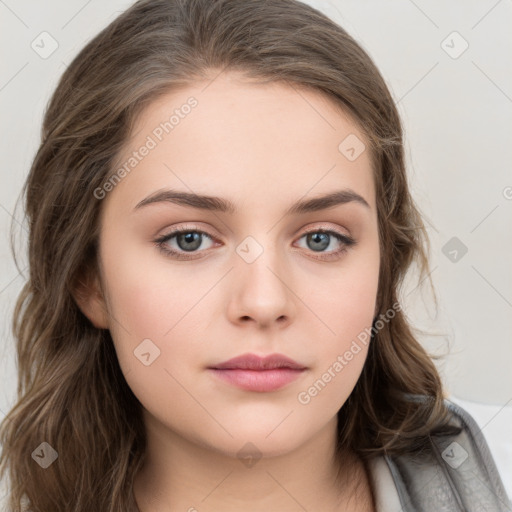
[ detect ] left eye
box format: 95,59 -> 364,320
155,227 -> 355,260
295,230 -> 355,256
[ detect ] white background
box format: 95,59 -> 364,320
1,0 -> 511,502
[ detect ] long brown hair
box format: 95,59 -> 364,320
0,0 -> 456,510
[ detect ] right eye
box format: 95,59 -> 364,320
154,226 -> 218,260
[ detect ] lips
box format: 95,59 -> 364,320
209,352 -> 306,371
207,353 -> 307,392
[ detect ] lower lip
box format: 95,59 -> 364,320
208,368 -> 306,392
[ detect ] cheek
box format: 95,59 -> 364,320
97,234 -> 195,379
294,276 -> 378,422
100,232 -> 201,338
100,247 -> 210,424
298,247 -> 379,408
103,270 -> 205,377
309,249 -> 379,350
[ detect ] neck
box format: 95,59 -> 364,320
133,410 -> 374,512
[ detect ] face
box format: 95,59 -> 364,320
92,71 -> 380,459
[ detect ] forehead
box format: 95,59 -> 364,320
104,71 -> 376,217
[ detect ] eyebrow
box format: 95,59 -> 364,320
133,188 -> 371,215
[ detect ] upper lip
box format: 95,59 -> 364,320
209,353 -> 306,370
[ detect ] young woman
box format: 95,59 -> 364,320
0,0 -> 509,511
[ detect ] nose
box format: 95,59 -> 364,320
227,248 -> 295,329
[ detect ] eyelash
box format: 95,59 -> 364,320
154,225 -> 356,261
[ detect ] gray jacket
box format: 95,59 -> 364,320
384,400 -> 511,511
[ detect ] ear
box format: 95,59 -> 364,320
71,271 -> 110,329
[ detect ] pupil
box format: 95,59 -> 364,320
309,232 -> 329,251
179,232 -> 201,251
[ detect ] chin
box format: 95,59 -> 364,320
205,428 -> 304,460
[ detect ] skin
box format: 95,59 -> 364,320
77,71 -> 380,511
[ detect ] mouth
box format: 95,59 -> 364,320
207,352 -> 307,392
208,368 -> 306,392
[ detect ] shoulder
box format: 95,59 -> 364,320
382,398 -> 511,511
